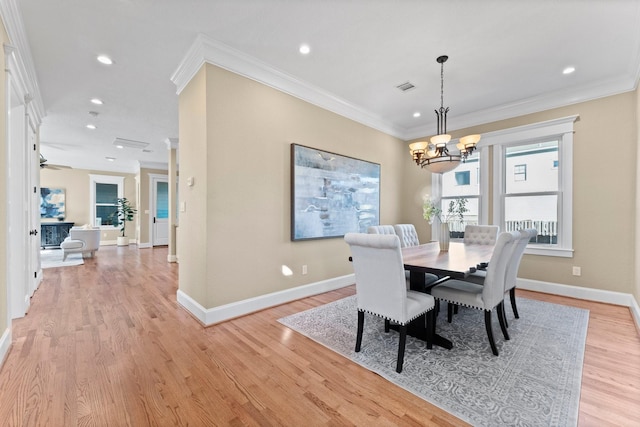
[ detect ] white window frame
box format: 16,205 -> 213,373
431,144 -> 490,241
89,174 -> 124,229
487,115 -> 577,258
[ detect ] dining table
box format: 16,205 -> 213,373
400,241 -> 495,349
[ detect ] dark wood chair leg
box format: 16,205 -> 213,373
397,324 -> 407,373
485,310 -> 499,356
497,302 -> 510,340
384,318 -> 390,332
426,310 -> 434,349
454,305 -> 459,314
355,310 -> 364,352
447,303 -> 453,323
502,301 -> 509,328
510,288 -> 519,318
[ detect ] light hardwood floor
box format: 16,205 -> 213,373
0,246 -> 638,426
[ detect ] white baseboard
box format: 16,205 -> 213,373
518,278 -> 640,331
167,254 -> 177,263
138,242 -> 151,249
0,328 -> 11,369
177,274 -> 640,331
100,240 -> 117,246
177,274 -> 355,326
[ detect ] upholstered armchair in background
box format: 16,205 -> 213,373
60,226 -> 101,261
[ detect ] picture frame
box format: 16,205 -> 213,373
291,144 -> 380,241
40,187 -> 66,219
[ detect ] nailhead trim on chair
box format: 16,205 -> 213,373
358,307 -> 433,326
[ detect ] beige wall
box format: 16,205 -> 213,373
178,64 -> 406,309
406,91 -> 638,296
0,19 -> 8,335
40,168 -> 138,242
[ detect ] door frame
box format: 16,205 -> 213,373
148,173 -> 169,246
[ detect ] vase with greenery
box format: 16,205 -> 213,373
423,196 -> 468,251
108,197 -> 137,245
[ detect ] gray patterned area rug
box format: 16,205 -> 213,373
279,295 -> 589,426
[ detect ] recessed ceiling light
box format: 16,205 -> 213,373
105,157 -> 115,161
413,112 -> 421,118
563,66 -> 575,75
299,44 -> 310,55
90,98 -> 103,105
86,124 -> 96,130
97,55 -> 113,65
116,145 -> 124,149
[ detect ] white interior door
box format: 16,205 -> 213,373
152,176 -> 169,246
28,119 -> 41,295
7,98 -> 29,318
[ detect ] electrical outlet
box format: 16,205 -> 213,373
572,266 -> 581,276
302,265 -> 308,275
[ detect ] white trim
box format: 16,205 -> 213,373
171,34 -> 405,139
0,327 -> 11,369
171,34 -> 632,142
138,242 -> 152,249
491,115 -> 577,257
631,297 -> 640,334
0,0 -> 45,124
148,173 -> 169,247
177,274 -> 355,326
167,254 -> 177,263
138,161 -> 167,171
89,174 -> 124,228
518,278 -> 640,331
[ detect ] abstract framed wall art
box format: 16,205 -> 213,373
40,187 -> 66,219
291,144 -> 380,241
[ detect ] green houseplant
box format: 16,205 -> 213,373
423,196 -> 468,251
109,197 -> 137,245
423,196 -> 468,225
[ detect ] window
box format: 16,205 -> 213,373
431,115 -> 576,257
505,141 -> 558,244
514,164 -> 527,181
433,149 -> 486,239
455,170 -> 470,186
89,174 -> 124,228
489,115 -> 577,257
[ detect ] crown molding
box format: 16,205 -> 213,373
0,0 -> 45,124
138,161 -> 168,171
165,137 -> 178,150
171,34 -> 407,139
403,76 -> 637,140
172,34 -> 640,143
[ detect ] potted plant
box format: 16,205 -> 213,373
109,197 -> 137,246
423,196 -> 468,251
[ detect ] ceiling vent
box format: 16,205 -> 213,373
113,138 -> 149,149
396,81 -> 415,92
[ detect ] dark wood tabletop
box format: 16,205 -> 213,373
402,241 -> 494,279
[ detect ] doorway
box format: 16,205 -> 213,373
150,174 -> 169,246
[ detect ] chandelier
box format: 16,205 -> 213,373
409,55 -> 480,174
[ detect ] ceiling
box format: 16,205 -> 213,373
17,0 -> 640,174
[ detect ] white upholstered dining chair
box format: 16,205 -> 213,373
463,225 -> 499,245
430,231 -> 519,356
367,225 -> 396,235
393,224 -> 421,248
345,232 -> 435,373
463,228 -> 536,321
390,223 -> 439,288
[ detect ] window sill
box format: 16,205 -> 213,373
525,245 -> 573,258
